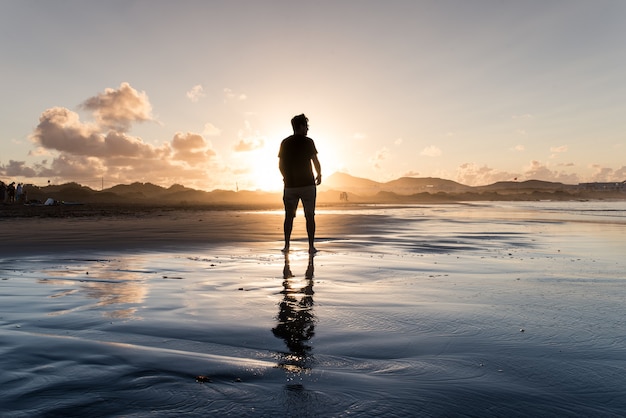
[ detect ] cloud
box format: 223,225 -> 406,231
172,133 -> 216,165
456,159 -> 601,186
32,107 -> 164,158
588,164 -> 626,182
186,84 -> 205,102
7,83 -> 223,190
420,145 -> 442,157
394,138 -> 403,145
522,160 -> 579,184
513,144 -> 525,151
28,146 -> 52,157
1,160 -> 38,177
234,120 -> 265,152
370,147 -> 390,169
455,163 -> 517,186
43,154 -> 107,179
550,145 -> 568,153
224,88 -> 247,101
549,145 -> 569,160
203,123 -> 222,136
80,82 -> 153,131
234,139 -> 264,152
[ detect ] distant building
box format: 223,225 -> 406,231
578,181 -> 626,191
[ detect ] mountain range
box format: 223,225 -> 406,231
15,172 -> 625,206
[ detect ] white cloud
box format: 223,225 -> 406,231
549,145 -> 569,159
234,120 -> 265,152
522,160 -> 579,184
456,159 -> 613,186
172,132 -> 216,165
32,107 -> 163,158
370,147 -> 390,169
80,82 -> 153,132
186,84 -> 205,102
550,145 -> 568,153
234,138 -> 264,152
224,88 -> 247,101
455,163 -> 516,186
203,123 -> 222,136
513,144 -> 525,152
420,145 -> 442,157
1,160 -> 38,177
7,83 -> 223,189
588,164 -> 626,182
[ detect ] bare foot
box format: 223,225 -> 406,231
281,246 -> 290,253
308,247 -> 318,254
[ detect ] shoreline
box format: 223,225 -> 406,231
0,208 -> 375,257
2,201 -> 625,257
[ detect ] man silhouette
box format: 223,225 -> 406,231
278,114 -> 322,254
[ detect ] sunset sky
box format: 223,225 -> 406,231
2,1 -> 625,191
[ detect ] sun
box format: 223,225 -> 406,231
237,143 -> 283,192
250,161 -> 283,192
235,125 -> 342,192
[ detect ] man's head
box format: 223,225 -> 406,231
291,114 -> 309,135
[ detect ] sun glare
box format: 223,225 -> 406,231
236,125 -> 343,192
238,141 -> 283,192
250,163 -> 283,192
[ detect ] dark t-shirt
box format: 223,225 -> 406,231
278,134 -> 318,188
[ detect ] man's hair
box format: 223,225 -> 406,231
291,114 -> 308,131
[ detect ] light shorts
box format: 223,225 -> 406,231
283,185 -> 316,219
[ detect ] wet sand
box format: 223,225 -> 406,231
1,202 -> 626,416
0,207 -> 375,256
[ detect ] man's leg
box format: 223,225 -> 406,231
305,213 -> 316,253
301,186 -> 317,254
283,215 -> 293,253
282,188 -> 297,253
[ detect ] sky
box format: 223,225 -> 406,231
1,0 -> 626,191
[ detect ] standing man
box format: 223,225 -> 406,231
278,114 -> 322,254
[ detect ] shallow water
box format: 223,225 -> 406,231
1,202 -> 626,417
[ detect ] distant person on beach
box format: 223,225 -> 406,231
16,183 -> 24,203
7,182 -> 15,203
278,114 -> 322,254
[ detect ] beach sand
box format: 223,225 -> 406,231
1,202 -> 626,416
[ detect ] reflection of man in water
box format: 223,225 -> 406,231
278,114 -> 322,254
272,254 -> 316,371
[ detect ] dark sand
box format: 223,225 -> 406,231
1,206 -> 373,255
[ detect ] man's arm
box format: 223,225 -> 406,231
312,154 -> 322,185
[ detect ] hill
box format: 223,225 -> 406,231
9,173 -> 625,210
475,179 -> 577,193
322,173 -> 471,195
